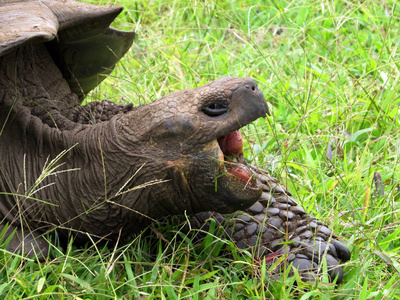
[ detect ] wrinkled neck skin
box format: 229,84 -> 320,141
0,44 -> 221,241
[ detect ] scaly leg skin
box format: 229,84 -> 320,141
188,165 -> 351,283
0,224 -> 49,261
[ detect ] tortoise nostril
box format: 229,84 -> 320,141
245,84 -> 256,91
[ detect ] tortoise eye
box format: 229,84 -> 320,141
202,102 -> 229,116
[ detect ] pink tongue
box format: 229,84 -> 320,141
217,130 -> 243,157
218,131 -> 252,182
225,163 -> 252,182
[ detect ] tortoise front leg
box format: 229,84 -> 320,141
189,167 -> 351,283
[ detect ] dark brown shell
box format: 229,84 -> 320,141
0,0 -> 135,100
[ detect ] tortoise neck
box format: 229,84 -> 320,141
0,43 -> 83,129
0,43 -> 118,174
0,44 -> 129,234
0,43 -> 118,148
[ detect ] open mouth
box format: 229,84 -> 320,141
217,130 -> 261,190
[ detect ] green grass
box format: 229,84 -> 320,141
2,0 -> 400,298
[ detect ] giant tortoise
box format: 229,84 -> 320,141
0,0 -> 350,283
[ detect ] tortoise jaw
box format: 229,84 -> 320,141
221,153 -> 261,190
217,131 -> 262,192
213,132 -> 262,211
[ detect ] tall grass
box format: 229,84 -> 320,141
1,0 -> 400,299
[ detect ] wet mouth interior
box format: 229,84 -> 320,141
217,131 -> 258,188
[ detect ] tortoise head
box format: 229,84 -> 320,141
116,77 -> 269,214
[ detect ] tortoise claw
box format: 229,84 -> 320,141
332,239 -> 351,262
